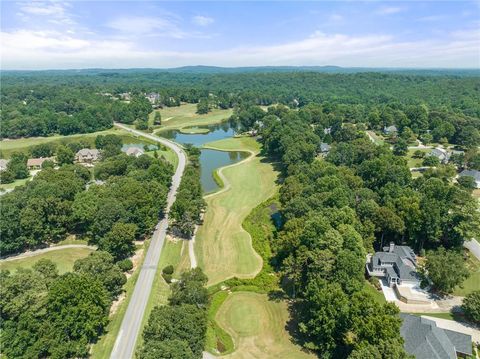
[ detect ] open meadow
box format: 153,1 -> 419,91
194,137 -> 279,285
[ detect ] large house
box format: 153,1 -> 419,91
459,169 -> 480,188
124,147 -> 145,158
75,149 -> 100,164
366,242 -> 418,287
428,148 -> 450,164
401,314 -> 472,359
27,157 -> 54,170
383,125 -> 398,135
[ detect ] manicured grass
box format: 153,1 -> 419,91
0,176 -> 31,191
411,312 -> 455,320
151,104 -> 233,132
179,127 -> 210,134
0,247 -> 94,274
145,148 -> 178,168
366,130 -> 385,146
0,128 -> 150,158
453,251 -> 480,296
215,292 -> 315,359
363,281 -> 386,304
206,291 -> 235,355
195,137 -> 279,285
406,148 -> 430,168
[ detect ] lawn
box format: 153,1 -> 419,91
215,291 -> 315,359
0,247 -> 94,274
0,176 -> 32,192
410,312 -> 455,320
194,137 -> 279,285
366,130 -> 385,146
363,281 -> 386,304
406,148 -> 430,168
453,251 -> 480,296
151,103 -> 233,132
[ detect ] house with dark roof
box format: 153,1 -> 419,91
400,314 -> 472,359
366,242 -> 418,287
459,169 -> 480,188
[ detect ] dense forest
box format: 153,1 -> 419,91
1,70 -> 479,145
229,104 -> 480,358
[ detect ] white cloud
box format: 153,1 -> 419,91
1,28 -> 478,69
376,6 -> 404,15
17,1 -> 75,25
192,15 -> 214,26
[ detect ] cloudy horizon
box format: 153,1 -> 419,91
1,1 -> 479,70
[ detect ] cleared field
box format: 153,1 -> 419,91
0,247 -> 94,273
406,148 -> 430,168
215,292 -> 315,359
195,137 -> 279,285
151,103 -> 233,132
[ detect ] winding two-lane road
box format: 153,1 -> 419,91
111,123 -> 187,359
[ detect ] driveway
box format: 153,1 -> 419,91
422,316 -> 480,343
464,239 -> 480,261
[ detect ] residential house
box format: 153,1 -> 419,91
75,149 -> 100,164
27,157 -> 54,170
383,125 -> 398,135
459,169 -> 480,188
366,242 -> 418,287
124,147 -> 145,158
319,142 -> 331,156
0,159 -> 10,172
323,127 -> 332,135
428,148 -> 450,164
400,314 -> 472,359
145,92 -> 160,105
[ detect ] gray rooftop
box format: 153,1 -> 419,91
459,169 -> 480,181
400,314 -> 472,359
320,143 -> 331,152
371,244 -> 418,282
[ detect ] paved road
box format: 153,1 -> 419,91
111,123 -> 187,359
0,244 -> 95,261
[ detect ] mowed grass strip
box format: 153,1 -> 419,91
215,292 -> 315,359
151,103 -> 233,131
195,137 -> 279,285
0,247 -> 94,274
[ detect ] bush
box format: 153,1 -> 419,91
423,155 -> 440,167
368,276 -> 381,290
117,259 -> 133,272
163,265 -> 174,275
462,291 -> 480,324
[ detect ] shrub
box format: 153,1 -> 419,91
117,259 -> 133,272
462,291 -> 480,324
163,265 -> 174,275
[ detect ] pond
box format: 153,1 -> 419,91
159,122 -> 247,193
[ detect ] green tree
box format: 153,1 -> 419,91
56,145 -> 75,165
422,155 -> 440,167
138,339 -> 195,359
73,251 -> 126,297
7,152 -> 29,179
393,138 -> 408,156
154,111 -> 162,125
99,222 -> 137,260
169,268 -> 209,307
425,248 -> 469,294
462,290 -> 480,324
196,98 -> 209,114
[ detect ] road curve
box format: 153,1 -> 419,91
111,123 -> 187,359
0,244 -> 95,262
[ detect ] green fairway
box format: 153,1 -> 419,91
0,247 -> 94,274
215,292 -> 315,359
194,137 -> 279,285
151,103 -> 233,132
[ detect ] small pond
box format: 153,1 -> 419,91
159,122 -> 247,193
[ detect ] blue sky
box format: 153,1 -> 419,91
1,1 -> 479,69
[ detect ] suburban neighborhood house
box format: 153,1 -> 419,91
428,147 -> 450,164
75,149 -> 100,164
400,314 -> 472,359
367,242 -> 419,287
124,147 -> 145,157
459,169 -> 480,188
27,157 -> 54,170
383,125 -> 398,136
